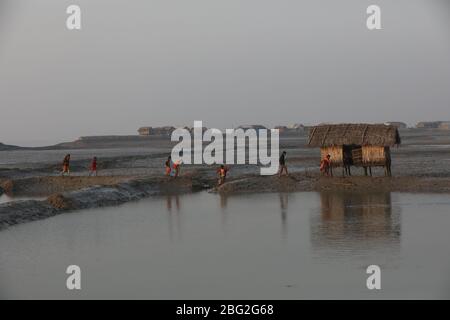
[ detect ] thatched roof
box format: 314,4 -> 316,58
308,124 -> 401,147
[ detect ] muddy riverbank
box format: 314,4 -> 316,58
220,174 -> 450,194
0,176 -> 135,197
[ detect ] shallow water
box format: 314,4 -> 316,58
1,191 -> 450,299
0,194 -> 45,204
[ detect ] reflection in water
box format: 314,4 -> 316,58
219,193 -> 228,209
218,192 -> 229,228
216,192 -> 290,237
166,194 -> 180,213
279,193 -> 288,238
311,192 -> 401,254
166,194 -> 181,241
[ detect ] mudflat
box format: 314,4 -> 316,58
1,128 -> 450,229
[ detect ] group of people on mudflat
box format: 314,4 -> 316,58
59,151 -> 332,185
60,154 -> 97,177
163,156 -> 228,186
279,151 -> 331,177
163,151 -> 290,186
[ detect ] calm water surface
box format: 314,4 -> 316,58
0,194 -> 45,204
1,191 -> 450,299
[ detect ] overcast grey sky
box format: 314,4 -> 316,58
1,0 -> 449,146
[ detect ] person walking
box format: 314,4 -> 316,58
172,160 -> 182,178
278,151 -> 288,177
165,156 -> 172,176
89,157 -> 98,176
61,154 -> 71,176
320,154 -> 332,176
217,165 -> 229,186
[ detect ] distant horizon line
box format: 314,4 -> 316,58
2,120 -> 450,149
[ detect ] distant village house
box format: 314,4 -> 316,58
416,121 -> 442,129
274,123 -> 306,135
384,122 -> 407,129
439,122 -> 450,130
138,126 -> 176,136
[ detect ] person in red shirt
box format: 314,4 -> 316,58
172,160 -> 181,178
89,157 -> 98,176
320,154 -> 332,176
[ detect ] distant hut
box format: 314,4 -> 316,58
308,124 -> 401,176
138,126 -> 175,136
237,124 -> 267,131
138,127 -> 152,135
275,123 -> 306,135
438,122 -> 450,131
288,123 -> 305,131
384,122 -> 407,129
236,124 -> 267,136
416,121 -> 442,129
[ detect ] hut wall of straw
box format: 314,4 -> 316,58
362,146 -> 389,166
320,146 -> 343,167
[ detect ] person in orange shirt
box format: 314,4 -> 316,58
61,154 -> 71,176
217,165 -> 229,186
320,154 -> 332,176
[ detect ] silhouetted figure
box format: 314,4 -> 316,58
278,151 -> 288,177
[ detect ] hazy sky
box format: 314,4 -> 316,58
1,0 -> 449,146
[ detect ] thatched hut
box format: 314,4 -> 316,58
308,124 -> 401,176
